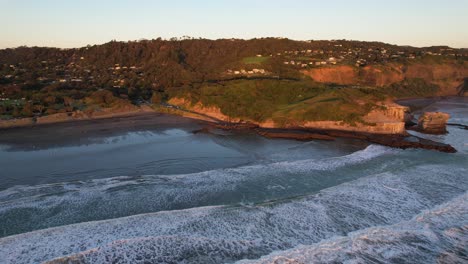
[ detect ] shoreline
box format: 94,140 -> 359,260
0,107 -> 160,130
0,112 -> 206,150
209,124 -> 456,153
0,104 -> 457,153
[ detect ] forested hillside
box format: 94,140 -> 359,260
1,38 -> 467,120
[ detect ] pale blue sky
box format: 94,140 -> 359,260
1,0 -> 467,49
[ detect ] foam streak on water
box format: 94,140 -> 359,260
0,145 -> 393,237
238,193 -> 468,264
0,161 -> 466,264
0,97 -> 467,263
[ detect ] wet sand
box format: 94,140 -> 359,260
0,113 -> 206,150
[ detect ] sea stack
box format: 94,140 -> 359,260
417,112 -> 450,134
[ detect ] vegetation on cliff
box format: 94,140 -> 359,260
172,79 -> 384,125
0,38 -> 466,123
384,78 -> 440,98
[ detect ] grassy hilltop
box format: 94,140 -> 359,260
0,38 -> 467,124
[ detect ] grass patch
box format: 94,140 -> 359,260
242,56 -> 270,65
384,78 -> 439,98
0,114 -> 12,120
0,99 -> 25,107
171,79 -> 382,125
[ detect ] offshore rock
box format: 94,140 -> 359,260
417,112 -> 450,134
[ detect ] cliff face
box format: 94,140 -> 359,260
298,103 -> 408,134
301,66 -> 357,85
302,62 -> 468,96
168,97 -> 238,122
169,97 -> 409,135
0,105 -> 148,129
417,112 -> 450,134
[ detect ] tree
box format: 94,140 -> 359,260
21,102 -> 33,116
151,92 -> 163,104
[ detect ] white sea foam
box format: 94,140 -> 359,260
0,145 -> 394,237
0,162 -> 466,264
0,144 -> 391,201
238,192 -> 468,264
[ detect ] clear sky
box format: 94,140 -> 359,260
1,0 -> 467,49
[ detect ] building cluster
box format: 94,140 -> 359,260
0,59 -> 145,89
270,43 -> 468,68
0,92 -> 9,101
1,41 -> 467,88
0,92 -> 27,107
226,68 -> 267,76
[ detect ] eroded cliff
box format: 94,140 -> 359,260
168,97 -> 409,135
302,62 -> 468,96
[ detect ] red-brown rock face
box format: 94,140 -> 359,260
302,62 -> 468,96
417,112 -> 450,134
302,66 -> 358,85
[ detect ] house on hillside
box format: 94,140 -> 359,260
356,59 -> 367,67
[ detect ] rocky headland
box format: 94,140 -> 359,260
166,97 -> 457,153
416,112 -> 451,134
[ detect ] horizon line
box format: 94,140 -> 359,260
1,37 -> 466,51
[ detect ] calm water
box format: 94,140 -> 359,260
0,98 -> 467,263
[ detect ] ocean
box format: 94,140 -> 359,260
0,97 -> 466,263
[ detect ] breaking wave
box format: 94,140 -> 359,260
1,162 -> 466,264
239,193 -> 468,264
0,145 -> 394,237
